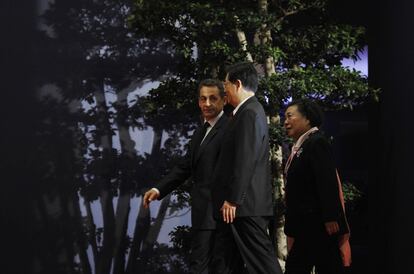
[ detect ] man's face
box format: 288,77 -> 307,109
284,105 -> 311,141
198,85 -> 225,120
223,74 -> 238,107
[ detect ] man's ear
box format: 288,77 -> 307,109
235,79 -> 242,90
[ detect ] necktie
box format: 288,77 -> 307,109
194,122 -> 210,156
199,121 -> 210,145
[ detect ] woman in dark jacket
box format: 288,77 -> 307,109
283,99 -> 350,274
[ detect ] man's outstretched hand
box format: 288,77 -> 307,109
143,189 -> 160,208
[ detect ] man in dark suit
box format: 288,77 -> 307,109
143,79 -> 229,274
283,99 -> 349,274
211,62 -> 282,274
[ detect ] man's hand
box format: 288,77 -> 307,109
143,189 -> 160,209
324,221 -> 339,235
220,200 -> 237,223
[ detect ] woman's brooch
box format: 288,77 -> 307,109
296,148 -> 303,158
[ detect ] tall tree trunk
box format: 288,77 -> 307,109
112,85 -> 138,274
236,29 -> 254,62
125,202 -> 151,274
94,84 -> 113,149
96,188 -> 116,274
126,126 -> 168,273
258,0 -> 276,76
269,117 -> 287,269
116,85 -> 138,156
84,198 -> 99,267
136,126 -> 169,271
69,193 -> 92,274
150,126 -> 163,157
140,194 -> 172,272
67,98 -> 92,274
112,191 -> 131,274
142,194 -> 171,249
94,82 -> 116,274
258,0 -> 287,268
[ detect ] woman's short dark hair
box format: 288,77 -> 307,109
287,99 -> 324,128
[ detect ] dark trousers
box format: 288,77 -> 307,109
190,229 -> 216,274
285,232 -> 344,274
211,216 -> 283,274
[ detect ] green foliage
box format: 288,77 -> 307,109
169,225 -> 192,251
170,180 -> 192,212
137,78 -> 200,131
138,242 -> 190,273
268,121 -> 290,148
130,0 -> 379,122
260,65 -> 377,113
133,226 -> 192,273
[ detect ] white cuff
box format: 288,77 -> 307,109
151,187 -> 160,195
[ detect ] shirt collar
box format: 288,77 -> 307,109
232,95 -> 254,116
204,110 -> 224,127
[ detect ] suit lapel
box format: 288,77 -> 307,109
191,125 -> 205,165
193,115 -> 227,165
195,127 -> 218,160
288,133 -> 314,172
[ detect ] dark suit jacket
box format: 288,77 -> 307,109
155,114 -> 229,230
212,96 -> 273,218
284,130 -> 349,237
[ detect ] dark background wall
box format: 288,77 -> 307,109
1,1 -> 37,274
330,1 -> 414,273
368,1 -> 414,273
